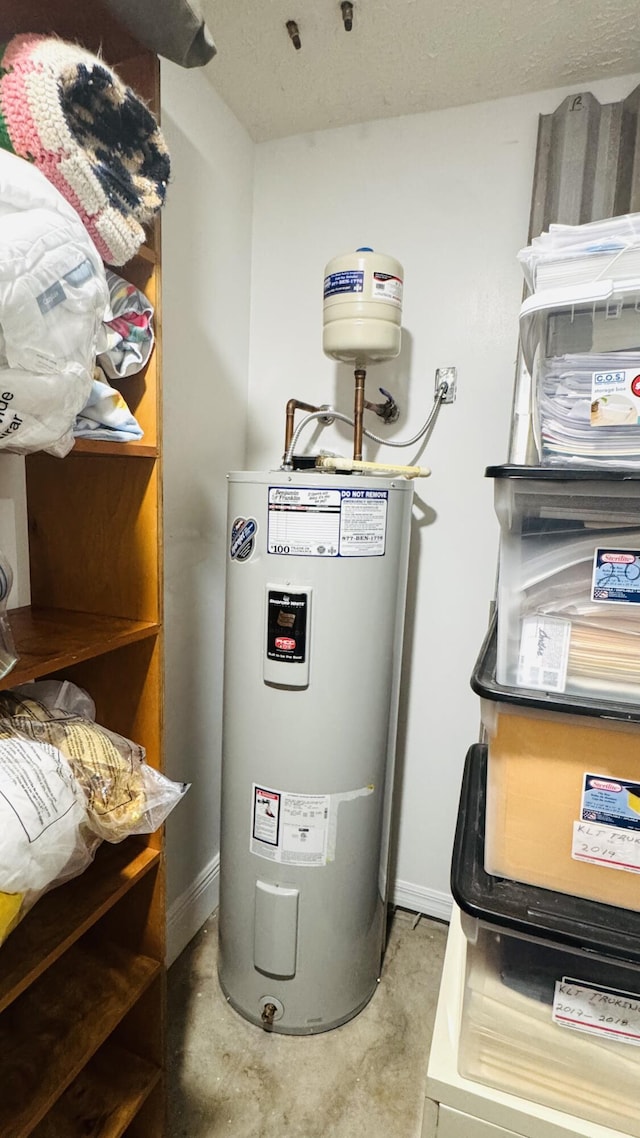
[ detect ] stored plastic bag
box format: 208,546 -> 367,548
0,733 -> 96,944
0,681 -> 188,842
0,680 -> 188,943
0,548 -> 17,679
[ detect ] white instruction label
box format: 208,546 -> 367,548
251,783 -> 330,866
553,977 -> 640,1045
339,489 -> 387,557
572,820 -> 640,873
372,271 -> 403,305
267,486 -> 387,557
516,615 -> 571,691
0,737 -> 77,842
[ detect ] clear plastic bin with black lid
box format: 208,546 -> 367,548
472,614 -> 640,911
488,463 -> 640,706
518,256 -> 640,467
453,742 -> 640,1136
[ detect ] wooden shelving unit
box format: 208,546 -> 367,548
0,2 -> 166,1134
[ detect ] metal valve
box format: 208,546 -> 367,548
365,387 -> 400,423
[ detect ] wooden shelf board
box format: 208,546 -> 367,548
31,1042 -> 161,1138
0,940 -> 161,1138
71,440 -> 158,458
0,843 -> 161,1015
3,3 -> 145,62
2,607 -> 160,688
133,244 -> 158,266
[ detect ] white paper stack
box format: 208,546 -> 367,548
519,213 -> 640,292
537,352 -> 640,465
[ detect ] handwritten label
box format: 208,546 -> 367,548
572,820 -> 640,873
516,615 -> 570,691
553,977 -> 640,1045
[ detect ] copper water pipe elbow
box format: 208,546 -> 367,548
284,398 -> 322,460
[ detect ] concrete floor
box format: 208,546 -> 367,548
168,908 -> 448,1138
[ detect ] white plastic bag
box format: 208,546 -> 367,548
0,680 -> 189,944
0,735 -> 91,893
0,681 -> 189,842
0,151 -> 109,456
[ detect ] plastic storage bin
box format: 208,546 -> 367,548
453,744 -> 640,1137
473,618 -> 640,910
519,278 -> 640,467
489,464 -> 640,704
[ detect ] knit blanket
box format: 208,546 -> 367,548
0,35 -> 170,266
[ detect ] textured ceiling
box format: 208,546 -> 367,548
199,0 -> 640,142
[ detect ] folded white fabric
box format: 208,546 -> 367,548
0,150 -> 109,455
74,366 -> 143,443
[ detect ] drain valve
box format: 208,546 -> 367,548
259,995 -> 284,1030
261,1002 -> 277,1029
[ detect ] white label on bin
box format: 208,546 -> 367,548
251,783 -> 330,866
592,548 -> 640,604
590,368 -> 640,427
572,821 -> 640,873
553,977 -> 640,1045
516,615 -> 570,691
580,772 -> 640,831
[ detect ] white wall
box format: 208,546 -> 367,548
160,61 -> 254,962
247,72 -> 640,916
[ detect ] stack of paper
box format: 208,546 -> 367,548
536,352 -> 640,465
519,213 -> 640,292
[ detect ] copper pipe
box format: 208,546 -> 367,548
284,398 -> 322,461
353,368 -> 366,461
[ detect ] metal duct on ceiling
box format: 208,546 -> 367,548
509,80 -> 640,462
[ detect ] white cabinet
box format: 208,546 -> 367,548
437,1105 -> 523,1138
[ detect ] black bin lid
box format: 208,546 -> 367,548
452,744 -> 640,964
471,614 -> 640,725
485,463 -> 640,482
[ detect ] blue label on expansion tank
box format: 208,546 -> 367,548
323,270 -> 364,298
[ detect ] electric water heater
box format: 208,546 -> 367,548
218,471 -> 413,1033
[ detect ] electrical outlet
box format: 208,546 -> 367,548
435,366 -> 457,404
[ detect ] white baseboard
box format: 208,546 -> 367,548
392,879 -> 452,923
166,853 -> 220,966
166,861 -> 451,966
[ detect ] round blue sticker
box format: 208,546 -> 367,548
230,517 -> 257,562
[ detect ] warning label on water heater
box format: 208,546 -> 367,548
251,783 -> 330,866
267,486 -> 387,557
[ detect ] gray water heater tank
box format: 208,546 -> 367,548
218,469 -> 414,1033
